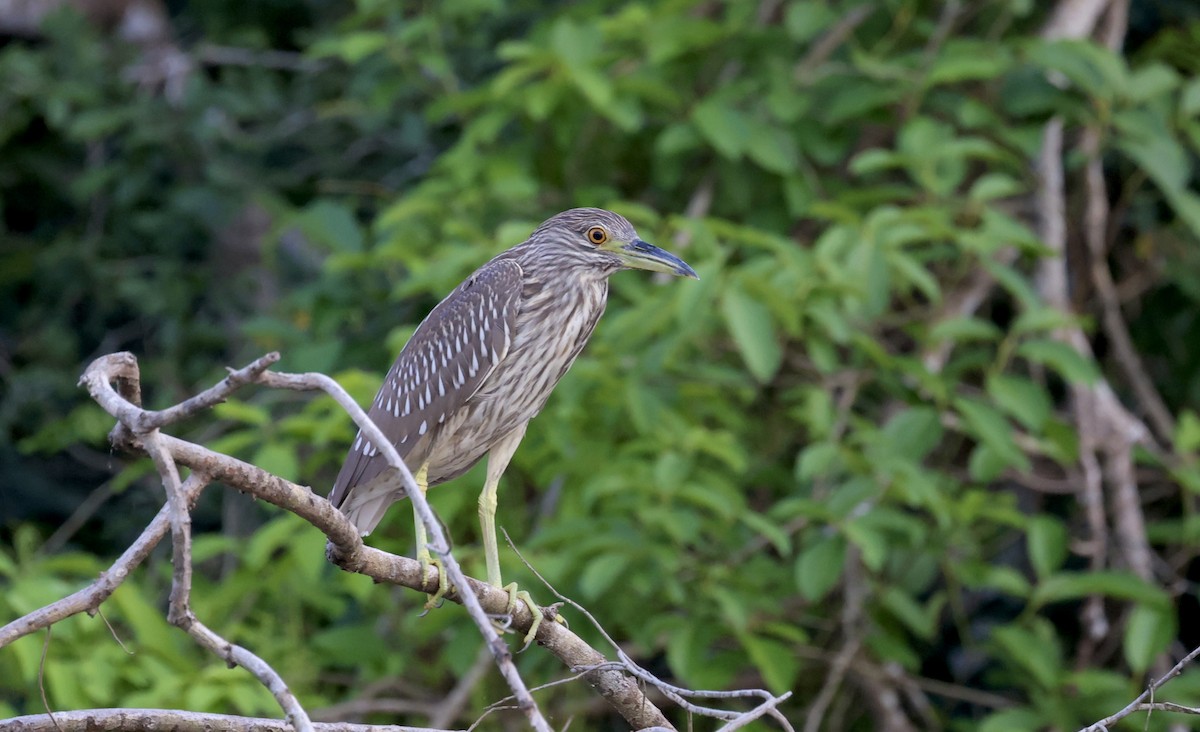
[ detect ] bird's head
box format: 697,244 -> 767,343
529,208 -> 699,280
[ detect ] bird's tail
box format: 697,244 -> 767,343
334,469 -> 405,536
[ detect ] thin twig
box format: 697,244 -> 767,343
1080,644 -> 1200,731
0,709 -> 455,732
38,628 -> 62,732
94,608 -> 134,655
504,530 -> 794,730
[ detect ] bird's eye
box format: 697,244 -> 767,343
586,226 -> 608,245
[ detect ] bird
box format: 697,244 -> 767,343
329,207 -> 697,643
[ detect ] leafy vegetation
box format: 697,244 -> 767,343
3,0 -> 1200,729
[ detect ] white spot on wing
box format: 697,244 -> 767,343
419,420 -> 428,435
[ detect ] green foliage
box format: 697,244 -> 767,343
5,0 -> 1200,729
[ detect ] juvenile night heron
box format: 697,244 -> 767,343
330,208 -> 697,640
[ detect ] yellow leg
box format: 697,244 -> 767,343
478,425 -> 546,649
412,463 -> 448,609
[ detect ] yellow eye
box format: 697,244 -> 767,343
586,226 -> 608,245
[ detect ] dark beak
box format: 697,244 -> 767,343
616,239 -> 699,279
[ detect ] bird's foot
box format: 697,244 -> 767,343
497,584 -> 567,651
419,555 -> 451,613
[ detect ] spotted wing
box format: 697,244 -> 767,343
329,257 -> 523,526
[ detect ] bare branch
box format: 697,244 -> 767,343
37,628 -> 60,732
504,530 -> 791,730
57,352 -> 674,731
0,473 -> 208,649
0,709 -> 455,732
1080,645 -> 1200,731
77,351 -> 282,434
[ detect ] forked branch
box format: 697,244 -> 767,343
2,351 -> 693,732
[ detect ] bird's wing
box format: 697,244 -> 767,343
330,257 -> 524,513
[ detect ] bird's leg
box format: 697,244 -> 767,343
412,463 -> 449,610
478,425 -> 548,649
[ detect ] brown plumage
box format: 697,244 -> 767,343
330,207 -> 697,592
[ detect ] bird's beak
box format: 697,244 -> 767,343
608,238 -> 699,279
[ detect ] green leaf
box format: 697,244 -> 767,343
243,515 -> 304,572
324,31 -> 388,62
740,633 -> 801,694
311,625 -> 392,665
1026,515 -> 1068,579
784,1 -> 835,43
1016,339 -> 1100,384
213,399 -> 271,426
926,40 -> 1012,84
1027,38 -> 1128,101
740,511 -> 791,555
692,98 -> 749,159
929,316 -> 1002,343
876,407 -> 943,463
1177,410 -> 1200,453
1010,306 -> 1076,334
252,442 -> 299,482
795,534 -> 845,602
745,124 -> 799,174
991,621 -> 1063,689
579,553 -> 632,600
1033,571 -> 1171,609
1123,603 -> 1176,675
986,374 -> 1051,431
969,172 -> 1025,201
720,287 -> 782,383
880,587 -> 939,641
844,519 -> 888,572
849,148 -> 903,176
954,397 -> 1029,472
979,708 -> 1045,732
795,441 -> 842,481
888,250 -> 941,302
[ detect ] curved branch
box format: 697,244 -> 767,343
69,352 -> 674,731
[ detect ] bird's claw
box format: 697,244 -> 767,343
499,583 -> 560,651
419,555 -> 450,613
